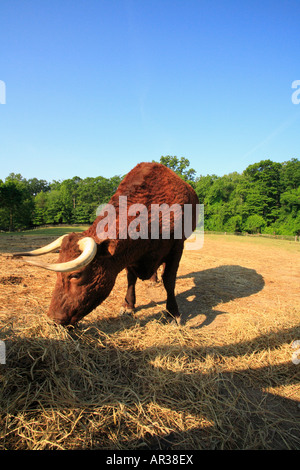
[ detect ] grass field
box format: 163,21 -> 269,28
0,229 -> 299,449
0,225 -> 89,236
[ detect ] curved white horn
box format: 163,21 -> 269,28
24,237 -> 97,273
12,234 -> 68,257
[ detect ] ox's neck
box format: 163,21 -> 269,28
83,223 -> 145,274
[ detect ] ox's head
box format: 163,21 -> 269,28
13,233 -> 116,326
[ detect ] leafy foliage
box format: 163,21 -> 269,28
0,173 -> 122,231
0,157 -> 299,235
193,157 -> 300,235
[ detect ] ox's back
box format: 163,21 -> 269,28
88,162 -> 199,240
115,162 -> 196,205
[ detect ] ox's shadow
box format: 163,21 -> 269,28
2,324 -> 299,450
138,265 -> 265,328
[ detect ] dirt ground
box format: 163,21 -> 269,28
1,233 -> 298,331
0,232 -> 299,450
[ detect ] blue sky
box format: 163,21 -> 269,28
1,0 -> 300,182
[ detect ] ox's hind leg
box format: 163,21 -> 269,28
149,262 -> 166,285
162,243 -> 184,325
120,267 -> 137,316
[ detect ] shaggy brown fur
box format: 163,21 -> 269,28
48,162 -> 199,326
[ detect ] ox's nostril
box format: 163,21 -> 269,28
47,312 -> 69,326
52,318 -> 65,326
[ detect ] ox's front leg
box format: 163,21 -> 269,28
119,267 -> 137,316
162,245 -> 183,325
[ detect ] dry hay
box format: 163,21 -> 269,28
0,233 -> 299,450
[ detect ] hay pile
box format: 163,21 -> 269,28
0,233 -> 299,450
1,310 -> 299,450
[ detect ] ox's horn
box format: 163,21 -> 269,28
12,234 -> 68,257
23,237 -> 97,272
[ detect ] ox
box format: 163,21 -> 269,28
12,162 -> 199,326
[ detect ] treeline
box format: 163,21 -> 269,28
0,156 -> 299,235
195,157 -> 300,236
0,175 -> 122,231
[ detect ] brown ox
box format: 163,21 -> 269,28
12,162 -> 199,326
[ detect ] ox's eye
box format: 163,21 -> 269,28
69,273 -> 81,280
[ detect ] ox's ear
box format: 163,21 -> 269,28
97,239 -> 117,257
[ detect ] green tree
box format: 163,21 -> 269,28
280,158 -> 300,191
195,174 -> 219,203
267,186 -> 300,235
44,190 -> 65,224
224,215 -> 243,233
280,187 -> 300,217
27,178 -> 50,196
196,172 -> 243,231
1,174 -> 35,230
244,214 -> 265,234
76,175 -> 122,223
0,181 -> 23,231
33,191 -> 49,225
243,159 -> 282,223
158,156 -> 196,184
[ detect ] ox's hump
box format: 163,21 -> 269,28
117,162 -> 158,195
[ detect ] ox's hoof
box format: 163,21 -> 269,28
167,314 -> 182,326
149,280 -> 162,287
119,306 -> 135,317
173,316 -> 182,326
